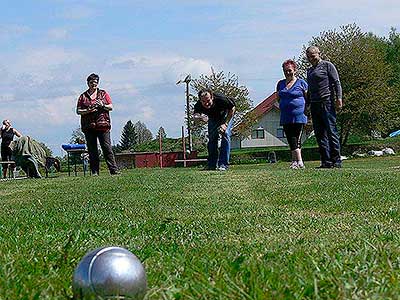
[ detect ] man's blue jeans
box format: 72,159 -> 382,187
310,101 -> 341,166
207,118 -> 234,169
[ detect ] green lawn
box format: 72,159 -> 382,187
0,157 -> 400,299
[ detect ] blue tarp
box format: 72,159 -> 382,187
389,130 -> 400,138
62,144 -> 86,150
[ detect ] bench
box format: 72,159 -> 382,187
174,159 -> 207,163
0,161 -> 16,179
64,149 -> 88,176
175,158 -> 207,167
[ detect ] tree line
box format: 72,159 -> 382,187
70,121 -> 167,153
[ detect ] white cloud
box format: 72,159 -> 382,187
141,105 -> 155,121
6,47 -> 86,84
106,53 -> 212,86
59,5 -> 98,20
47,28 -> 69,40
0,93 -> 15,103
165,57 -> 212,82
0,24 -> 30,41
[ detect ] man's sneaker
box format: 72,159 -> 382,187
297,161 -> 305,169
289,161 -> 299,169
316,163 -> 333,169
217,165 -> 228,171
92,172 -> 99,176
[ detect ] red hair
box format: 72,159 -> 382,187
282,59 -> 297,70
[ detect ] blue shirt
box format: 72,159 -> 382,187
277,78 -> 308,125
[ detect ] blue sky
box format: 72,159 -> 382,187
1,0 -> 399,156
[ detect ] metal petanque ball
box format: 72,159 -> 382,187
72,246 -> 147,300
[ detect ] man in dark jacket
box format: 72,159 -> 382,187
194,89 -> 236,171
306,46 -> 343,168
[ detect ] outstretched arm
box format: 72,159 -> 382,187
13,128 -> 22,137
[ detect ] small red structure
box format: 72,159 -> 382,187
115,151 -> 200,169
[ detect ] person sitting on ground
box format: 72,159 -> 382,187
193,89 -> 236,171
276,59 -> 308,169
0,119 -> 22,178
9,136 -> 47,178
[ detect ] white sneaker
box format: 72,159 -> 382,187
289,162 -> 298,169
217,165 -> 228,171
297,161 -> 305,169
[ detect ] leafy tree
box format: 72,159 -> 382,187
297,24 -> 396,145
134,121 -> 153,145
386,28 -> 400,87
156,126 -> 167,140
190,69 -> 253,146
119,120 -> 137,151
69,128 -> 85,144
383,28 -> 400,134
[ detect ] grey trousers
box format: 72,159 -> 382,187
84,129 -> 118,174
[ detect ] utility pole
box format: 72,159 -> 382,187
176,74 -> 193,152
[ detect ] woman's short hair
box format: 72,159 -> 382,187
87,73 -> 100,82
282,59 -> 297,70
2,119 -> 10,125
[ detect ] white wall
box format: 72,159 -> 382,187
233,108 -> 288,148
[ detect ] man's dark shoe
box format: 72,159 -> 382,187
202,166 -> 216,171
315,163 -> 333,169
333,162 -> 342,168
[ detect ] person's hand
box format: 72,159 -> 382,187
193,113 -> 208,123
304,105 -> 311,118
219,123 -> 228,134
95,99 -> 105,109
87,105 -> 98,113
336,98 -> 343,110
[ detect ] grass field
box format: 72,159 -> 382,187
0,157 -> 400,299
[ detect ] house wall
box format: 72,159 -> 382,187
232,108 -> 288,149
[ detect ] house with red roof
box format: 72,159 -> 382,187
231,92 -> 287,149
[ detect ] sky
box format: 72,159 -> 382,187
1,0 -> 399,156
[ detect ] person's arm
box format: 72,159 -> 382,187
13,129 -> 22,137
76,106 -> 97,115
276,82 -> 280,103
219,106 -> 236,133
327,62 -> 343,109
76,94 -> 97,115
96,91 -> 113,111
193,102 -> 208,122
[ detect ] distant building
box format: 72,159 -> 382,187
231,92 -> 287,149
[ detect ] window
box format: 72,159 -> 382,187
251,128 -> 265,139
277,128 -> 285,138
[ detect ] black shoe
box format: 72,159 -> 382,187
202,166 -> 216,171
315,163 -> 333,169
333,162 -> 342,168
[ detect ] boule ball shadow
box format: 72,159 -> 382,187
72,246 -> 147,300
